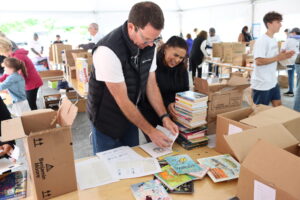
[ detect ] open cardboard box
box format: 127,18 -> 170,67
1,98 -> 78,199
216,105 -> 271,154
237,140 -> 300,200
223,123 -> 299,163
194,76 -> 250,124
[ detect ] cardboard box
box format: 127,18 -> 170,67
278,75 -> 289,88
212,43 -> 223,58
62,49 -> 87,67
222,42 -> 246,64
72,52 -> 92,67
43,94 -> 61,110
66,90 -> 86,112
39,70 -> 63,79
75,58 -> 89,92
237,140 -> 300,200
240,105 -> 300,128
52,44 -> 72,64
216,105 -> 271,154
224,123 -> 299,162
1,98 -> 78,199
194,76 -> 250,123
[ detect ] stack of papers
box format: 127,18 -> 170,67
140,126 -> 178,158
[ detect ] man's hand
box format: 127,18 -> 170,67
0,144 -> 13,157
277,50 -> 295,61
148,128 -> 172,148
167,103 -> 177,118
162,117 -> 178,135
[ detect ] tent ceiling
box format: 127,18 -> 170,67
2,0 -> 252,12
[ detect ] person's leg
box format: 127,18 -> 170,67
270,84 -> 282,107
91,124 -> 122,154
294,64 -> 300,111
191,61 -> 196,82
197,65 -> 202,78
26,87 -> 39,110
252,89 -> 271,105
120,123 -> 139,147
284,65 -> 295,96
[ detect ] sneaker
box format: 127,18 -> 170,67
283,91 -> 294,97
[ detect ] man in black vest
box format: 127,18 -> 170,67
88,1 -> 178,153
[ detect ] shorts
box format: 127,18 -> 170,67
252,84 -> 281,105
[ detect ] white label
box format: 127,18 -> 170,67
228,124 -> 243,135
254,180 -> 276,200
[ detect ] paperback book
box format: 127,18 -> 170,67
0,171 -> 27,200
165,154 -> 202,174
154,165 -> 197,190
131,179 -> 171,200
197,154 -> 240,183
154,177 -> 194,194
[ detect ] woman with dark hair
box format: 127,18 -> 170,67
139,36 -> 189,141
238,26 -> 252,43
189,31 -> 209,80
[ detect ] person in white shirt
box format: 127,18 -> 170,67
79,23 -> 103,50
207,27 -> 221,75
282,28 -> 300,97
29,33 -> 43,58
251,11 -> 294,106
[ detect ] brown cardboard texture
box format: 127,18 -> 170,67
215,105 -> 271,154
237,140 -> 300,200
1,98 -> 78,200
240,105 -> 300,127
283,117 -> 300,142
224,124 -> 299,163
194,76 -> 250,122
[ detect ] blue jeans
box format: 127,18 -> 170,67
293,64 -> 300,111
287,65 -> 295,93
91,123 -> 139,154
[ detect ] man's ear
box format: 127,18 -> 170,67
128,22 -> 136,34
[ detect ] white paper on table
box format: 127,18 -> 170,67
75,157 -> 119,190
0,158 -> 21,175
254,180 -> 276,200
228,124 -> 243,135
139,126 -> 178,158
96,146 -> 143,163
10,145 -> 20,161
112,158 -> 161,179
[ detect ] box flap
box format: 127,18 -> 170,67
194,78 -> 209,95
240,106 -> 300,127
57,97 -> 78,127
283,117 -> 300,142
227,76 -> 249,86
224,124 -> 299,162
1,118 -> 26,141
242,140 -> 300,199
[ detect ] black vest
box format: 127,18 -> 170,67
87,21 -> 155,139
189,37 -> 205,65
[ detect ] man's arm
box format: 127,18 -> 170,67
30,48 -> 41,57
106,81 -> 172,147
146,72 -> 179,134
255,50 -> 295,66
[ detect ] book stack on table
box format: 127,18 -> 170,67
174,91 -> 209,150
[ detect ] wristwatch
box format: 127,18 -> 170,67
159,113 -> 170,121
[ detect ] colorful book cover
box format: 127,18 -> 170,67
154,177 -> 194,194
131,179 -> 171,200
188,163 -> 209,179
197,154 -> 240,183
154,165 -> 196,190
165,154 -> 202,174
0,170 -> 27,200
176,91 -> 208,102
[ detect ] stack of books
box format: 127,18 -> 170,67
174,91 -> 209,150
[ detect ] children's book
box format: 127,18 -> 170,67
154,177 -> 194,194
131,179 -> 171,200
197,154 -> 240,183
154,165 -> 197,190
176,91 -> 208,102
165,154 -> 202,174
0,170 -> 27,200
188,163 -> 209,179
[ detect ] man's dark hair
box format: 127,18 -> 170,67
128,1 -> 164,30
263,11 -> 282,29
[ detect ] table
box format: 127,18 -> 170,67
64,75 -> 87,98
25,144 -> 237,200
206,60 -> 254,72
39,70 -> 64,81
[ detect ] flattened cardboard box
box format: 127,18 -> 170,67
215,105 -> 271,154
1,98 -> 78,200
224,123 -> 299,163
194,76 -> 250,123
237,140 -> 300,200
